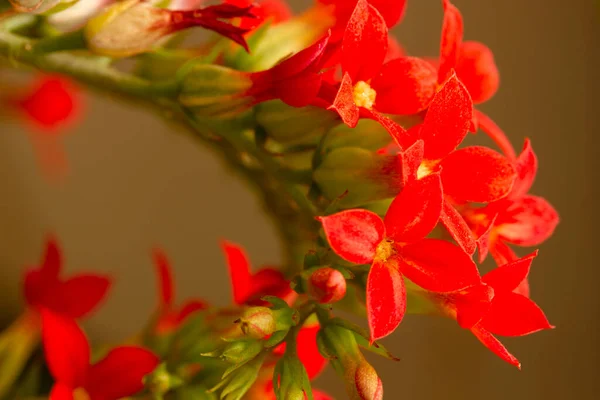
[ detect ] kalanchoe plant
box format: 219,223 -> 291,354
0,0 -> 558,398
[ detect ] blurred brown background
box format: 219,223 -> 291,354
1,0 -> 598,398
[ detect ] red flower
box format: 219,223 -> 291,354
319,174 -> 482,341
225,0 -> 292,29
326,0 -> 438,127
41,309 -> 159,400
399,75 -> 516,256
429,252 -> 553,368
220,240 -> 294,305
463,140 -> 559,272
24,236 -> 111,320
247,32 -> 331,108
437,0 -> 514,158
152,248 -> 209,334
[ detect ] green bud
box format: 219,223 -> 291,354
239,307 -> 276,339
84,0 -> 171,58
204,339 -> 263,365
209,352 -> 266,400
143,363 -> 184,397
175,384 -> 217,400
178,63 -> 254,119
10,0 -> 75,14
255,101 -> 339,145
317,119 -> 393,159
313,147 -> 401,208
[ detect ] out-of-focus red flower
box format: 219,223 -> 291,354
23,236 -> 111,320
225,0 -> 292,29
152,248 -> 209,334
319,174 -> 482,341
436,0 -> 514,158
398,75 -> 516,256
429,252 -> 553,368
324,0 -> 438,129
462,140 -> 559,275
220,240 -> 294,305
41,309 -> 159,400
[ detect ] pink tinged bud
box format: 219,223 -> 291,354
308,268 -> 346,304
354,362 -> 383,400
239,307 -> 276,339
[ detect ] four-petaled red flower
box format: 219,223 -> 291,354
319,174 -> 482,341
326,0 -> 438,128
428,251 -> 554,368
220,240 -> 295,305
42,309 -> 159,400
24,236 -> 111,320
152,248 -> 209,334
397,74 -> 517,256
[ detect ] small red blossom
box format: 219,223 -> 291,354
429,252 -> 553,368
325,0 -> 438,128
308,267 -> 347,304
462,140 -> 559,270
152,248 -> 209,334
41,309 -> 160,400
399,75 -> 517,255
220,240 -> 294,305
24,236 -> 111,320
319,174 -> 482,341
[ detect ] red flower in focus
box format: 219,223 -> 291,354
325,0 -> 438,128
463,140 -> 559,282
220,240 -> 294,305
152,248 -> 209,334
24,236 -> 111,320
399,75 -> 516,256
430,252 -> 553,368
319,174 -> 482,341
41,309 -> 159,400
437,0 -> 514,158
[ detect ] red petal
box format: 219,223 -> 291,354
398,140 -> 425,185
385,36 -> 405,62
245,268 -> 292,304
19,77 -> 78,130
220,241 -> 252,305
470,325 -> 521,369
384,174 -> 443,243
52,275 -> 111,319
440,200 -> 477,255
438,0 -> 464,83
475,213 -> 498,263
420,74 -> 473,160
152,248 -> 174,307
400,239 -> 481,292
473,109 -> 517,160
297,324 -> 327,379
482,251 -> 537,293
275,72 -> 323,108
496,195 -> 559,246
489,239 -> 519,267
369,0 -> 407,27
176,300 -> 209,324
268,33 -> 330,80
367,258 -> 406,342
42,235 -> 62,277
480,292 -> 553,337
372,57 -> 438,115
49,383 -> 74,400
318,210 -> 385,264
510,139 -> 538,199
342,0 -> 388,82
441,146 -> 516,202
455,41 -> 500,104
330,72 -> 360,127
362,109 -> 407,149
41,309 -> 89,388
86,347 -> 159,399
453,284 -> 495,329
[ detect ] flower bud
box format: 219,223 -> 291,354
10,0 -> 64,14
239,307 -> 276,339
143,363 -> 184,397
203,339 -> 263,364
308,267 -> 346,304
354,361 -> 383,400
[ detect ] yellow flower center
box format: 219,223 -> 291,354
375,239 -> 394,262
74,388 -> 91,400
353,81 -> 377,110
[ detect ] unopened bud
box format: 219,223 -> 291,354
143,363 -> 183,396
203,339 -> 263,364
239,307 -> 276,339
354,361 -> 383,400
10,0 -> 63,14
308,267 -> 346,304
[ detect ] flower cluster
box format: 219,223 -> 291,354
0,0 -> 559,398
